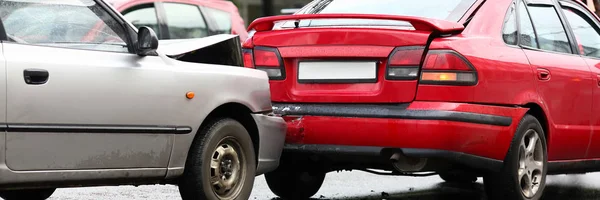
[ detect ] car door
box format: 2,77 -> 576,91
161,2 -> 210,39
558,0 -> 600,159
0,38 -> 7,163
518,0 -> 593,160
0,0 -> 183,171
121,2 -> 169,39
200,5 -> 233,35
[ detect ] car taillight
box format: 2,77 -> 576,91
242,49 -> 254,68
248,46 -> 285,80
386,46 -> 425,80
420,50 -> 477,85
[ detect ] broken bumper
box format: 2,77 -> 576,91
272,101 -> 528,165
251,113 -> 287,175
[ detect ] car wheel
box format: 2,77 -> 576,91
484,114 -> 547,200
0,188 -> 56,200
438,171 -> 477,183
265,164 -> 326,200
179,118 -> 256,200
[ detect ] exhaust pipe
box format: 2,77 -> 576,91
390,152 -> 427,172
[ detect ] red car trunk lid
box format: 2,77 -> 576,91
245,13 -> 466,103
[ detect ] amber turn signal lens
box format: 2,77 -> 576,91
186,92 -> 195,99
421,72 -> 458,81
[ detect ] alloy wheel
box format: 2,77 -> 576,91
518,129 -> 544,198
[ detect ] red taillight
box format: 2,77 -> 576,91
242,49 -> 254,68
386,46 -> 425,80
254,49 -> 281,67
423,53 -> 471,71
252,46 -> 285,80
389,47 -> 424,66
420,50 -> 477,85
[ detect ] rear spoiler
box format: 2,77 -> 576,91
247,14 -> 465,34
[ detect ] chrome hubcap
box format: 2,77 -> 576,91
210,138 -> 244,198
518,129 -> 544,198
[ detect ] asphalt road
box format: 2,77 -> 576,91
47,171 -> 600,200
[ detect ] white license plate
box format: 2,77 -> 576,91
297,61 -> 377,82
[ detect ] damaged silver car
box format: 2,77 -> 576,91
0,0 -> 286,200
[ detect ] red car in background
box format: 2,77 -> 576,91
105,0 -> 248,41
243,0 -> 600,199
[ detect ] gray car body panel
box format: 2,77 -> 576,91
252,114 -> 287,175
0,0 -> 285,187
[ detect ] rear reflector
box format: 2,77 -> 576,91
420,50 -> 477,86
257,68 -> 283,77
386,46 -> 425,80
388,67 -> 419,78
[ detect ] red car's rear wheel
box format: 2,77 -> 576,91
265,164 -> 326,200
484,114 -> 547,200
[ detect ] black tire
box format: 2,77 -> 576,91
265,165 -> 326,200
438,171 -> 477,183
0,188 -> 56,200
179,118 -> 256,200
483,114 -> 547,200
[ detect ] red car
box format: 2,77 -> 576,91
105,0 -> 248,41
242,0 -> 600,199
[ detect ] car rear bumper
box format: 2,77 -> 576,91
273,101 -> 529,170
251,113 -> 287,175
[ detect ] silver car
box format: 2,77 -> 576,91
0,0 -> 287,200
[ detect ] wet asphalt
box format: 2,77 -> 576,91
48,170 -> 600,200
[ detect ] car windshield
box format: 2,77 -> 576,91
0,0 -> 128,51
281,0 -> 477,28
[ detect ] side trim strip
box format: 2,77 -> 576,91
548,160 -> 600,175
272,103 -> 512,126
0,123 -> 192,134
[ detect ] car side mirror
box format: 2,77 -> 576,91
136,26 -> 159,56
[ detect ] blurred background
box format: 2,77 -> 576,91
230,0 -> 311,25
582,0 -> 600,16
235,0 -> 600,26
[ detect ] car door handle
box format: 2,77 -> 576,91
537,68 -> 551,81
23,69 -> 49,85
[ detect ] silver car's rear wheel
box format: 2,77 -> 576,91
179,118 -> 256,200
209,137 -> 247,199
518,129 -> 544,198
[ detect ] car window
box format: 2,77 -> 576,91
0,0 -> 130,53
203,6 -> 232,35
122,4 -> 161,39
562,7 -> 600,58
518,0 -> 538,48
283,0 -> 476,28
503,1 -> 518,45
527,5 -> 572,54
163,3 -> 208,39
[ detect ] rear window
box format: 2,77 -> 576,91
283,0 -> 477,28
